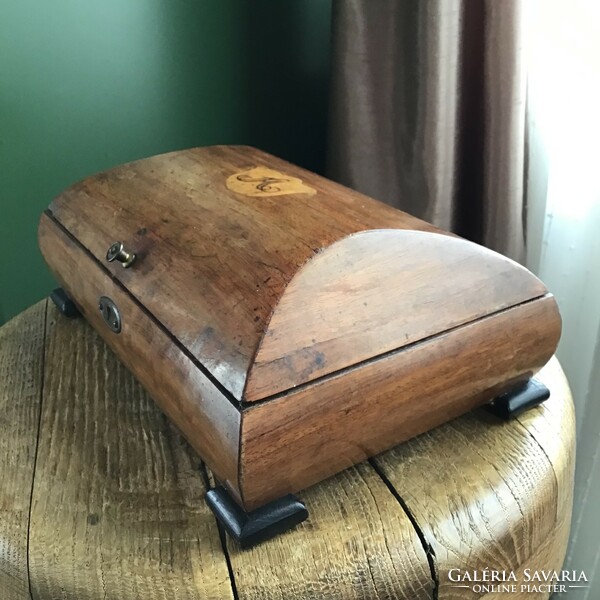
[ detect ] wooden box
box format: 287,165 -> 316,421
39,146 -> 561,544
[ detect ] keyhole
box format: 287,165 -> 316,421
98,296 -> 122,333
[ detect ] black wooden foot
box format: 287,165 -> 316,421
206,486 -> 308,548
50,288 -> 81,318
487,378 -> 550,419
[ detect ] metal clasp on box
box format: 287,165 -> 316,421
106,241 -> 136,268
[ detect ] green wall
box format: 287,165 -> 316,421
0,0 -> 331,324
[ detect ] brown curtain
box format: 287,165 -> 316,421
327,0 -> 527,262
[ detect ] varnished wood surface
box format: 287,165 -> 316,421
44,144 -> 560,403
245,229 -> 548,400
39,209 -> 562,511
241,296 -> 561,509
40,145 -> 562,511
47,145 -> 443,400
0,302 -> 574,599
38,214 -> 242,505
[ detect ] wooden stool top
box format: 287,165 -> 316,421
1,301 -> 574,599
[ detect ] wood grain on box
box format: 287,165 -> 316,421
240,296 -> 560,509
38,213 -> 242,504
45,146 -> 442,401
39,145 -> 562,513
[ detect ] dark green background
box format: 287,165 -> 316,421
0,0 -> 332,324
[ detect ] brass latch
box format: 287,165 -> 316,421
106,241 -> 136,268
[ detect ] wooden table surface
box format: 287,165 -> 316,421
0,301 -> 575,600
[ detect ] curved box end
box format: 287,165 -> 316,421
239,291 -> 562,511
245,229 -> 558,402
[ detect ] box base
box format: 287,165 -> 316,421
51,288 -> 81,318
488,378 -> 550,419
206,486 -> 308,548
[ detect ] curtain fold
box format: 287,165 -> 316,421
327,0 -> 527,262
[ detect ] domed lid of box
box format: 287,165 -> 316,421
47,146 -> 549,403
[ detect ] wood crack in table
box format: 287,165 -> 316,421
0,301 -> 574,600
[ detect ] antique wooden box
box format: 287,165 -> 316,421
39,146 -> 561,546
